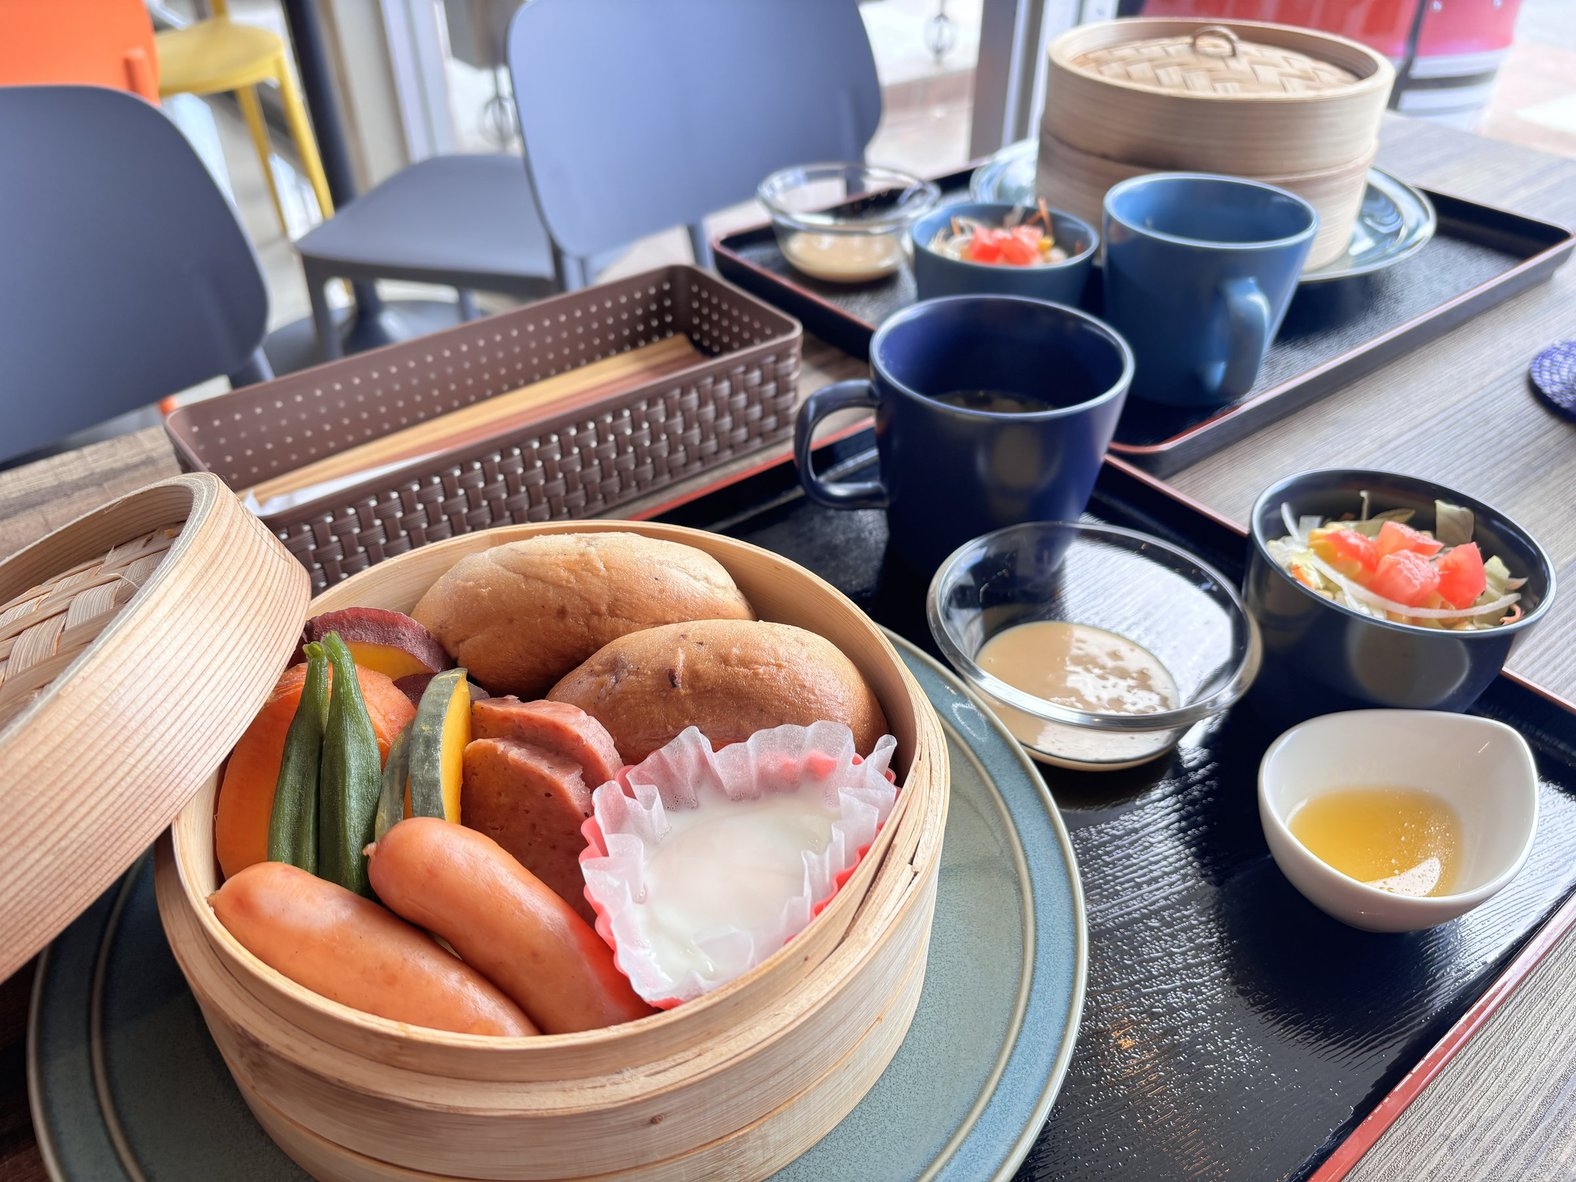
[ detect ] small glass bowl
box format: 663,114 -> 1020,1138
927,522 -> 1262,771
757,163 -> 940,284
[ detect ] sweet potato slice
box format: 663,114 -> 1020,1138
299,608 -> 450,681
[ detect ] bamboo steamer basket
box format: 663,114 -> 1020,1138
1039,19 -> 1392,270
1044,19 -> 1393,175
1036,131 -> 1375,270
154,517 -> 951,1181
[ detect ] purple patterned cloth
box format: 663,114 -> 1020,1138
1530,340 -> 1576,421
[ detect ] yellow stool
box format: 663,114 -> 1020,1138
156,0 -> 333,235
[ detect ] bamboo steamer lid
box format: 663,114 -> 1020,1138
1045,18 -> 1394,175
1075,24 -> 1357,94
0,474 -> 309,981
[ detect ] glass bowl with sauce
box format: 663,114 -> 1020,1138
758,163 -> 940,284
927,522 -> 1262,771
1258,709 -> 1539,932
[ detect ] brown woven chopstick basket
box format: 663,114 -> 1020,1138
164,266 -> 802,592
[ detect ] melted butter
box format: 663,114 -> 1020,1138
975,621 -> 1179,764
1288,787 -> 1463,897
638,792 -> 838,982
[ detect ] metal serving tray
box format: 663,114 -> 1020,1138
713,172 -> 1574,478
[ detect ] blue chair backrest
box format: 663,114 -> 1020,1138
0,85 -> 269,463
506,0 -> 883,260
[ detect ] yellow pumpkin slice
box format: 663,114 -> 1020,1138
408,668 -> 470,823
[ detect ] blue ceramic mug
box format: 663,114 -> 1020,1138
793,295 -> 1133,572
1102,173 -> 1317,408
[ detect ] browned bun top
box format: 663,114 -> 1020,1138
546,618 -> 889,763
410,532 -> 755,696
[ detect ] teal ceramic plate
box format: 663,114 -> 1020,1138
970,139 -> 1437,284
29,634 -> 1087,1182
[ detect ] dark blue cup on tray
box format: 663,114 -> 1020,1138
910,201 -> 1097,305
793,295 -> 1133,573
1244,468 -> 1556,727
1103,173 -> 1317,408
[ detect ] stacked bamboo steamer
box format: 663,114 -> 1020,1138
156,517 -> 952,1182
1037,19 -> 1395,270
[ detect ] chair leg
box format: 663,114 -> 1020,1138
687,222 -> 714,270
228,348 -> 275,388
552,245 -> 590,292
308,272 -> 343,362
236,84 -> 290,237
456,289 -> 481,321
274,52 -> 335,220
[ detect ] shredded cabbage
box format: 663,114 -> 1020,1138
1269,497 -> 1522,630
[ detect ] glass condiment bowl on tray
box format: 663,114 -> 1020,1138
758,162 -> 940,284
927,521 -> 1261,771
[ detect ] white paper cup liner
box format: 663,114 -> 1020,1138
579,721 -> 898,1006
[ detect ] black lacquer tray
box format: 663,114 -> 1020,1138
713,173 -> 1575,477
663,434 -> 1576,1181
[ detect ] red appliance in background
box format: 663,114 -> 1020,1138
1135,1 -> 1524,126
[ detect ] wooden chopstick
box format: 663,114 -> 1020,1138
243,336 -> 702,507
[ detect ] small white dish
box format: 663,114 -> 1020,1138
1259,709 -> 1538,932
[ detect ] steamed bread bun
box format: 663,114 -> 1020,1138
411,532 -> 755,696
547,618 -> 889,762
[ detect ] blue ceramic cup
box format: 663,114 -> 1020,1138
1102,173 -> 1317,408
794,295 -> 1133,572
910,201 -> 1098,305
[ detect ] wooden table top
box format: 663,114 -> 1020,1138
1169,114 -> 1576,706
2,114 -> 1573,1182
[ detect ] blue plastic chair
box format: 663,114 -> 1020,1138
294,0 -> 882,359
0,84 -> 272,467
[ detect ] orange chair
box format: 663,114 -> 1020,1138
0,0 -> 159,101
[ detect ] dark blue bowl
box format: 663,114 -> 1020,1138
910,201 -> 1097,305
1244,469 -> 1556,726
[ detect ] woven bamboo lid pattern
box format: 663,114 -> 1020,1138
0,526 -> 178,730
1072,25 -> 1358,96
0,474 -> 308,980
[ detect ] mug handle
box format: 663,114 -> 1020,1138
793,380 -> 888,509
1216,277 -> 1273,400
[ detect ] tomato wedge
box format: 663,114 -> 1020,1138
966,229 -> 1003,264
962,224 -> 1051,267
1435,543 -> 1487,609
1377,520 -> 1444,559
998,233 -> 1039,265
1368,550 -> 1441,607
1309,526 -> 1379,577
